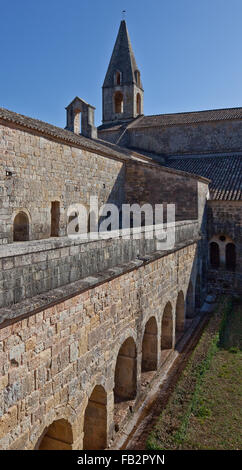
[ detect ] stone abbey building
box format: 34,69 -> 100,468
0,21 -> 241,450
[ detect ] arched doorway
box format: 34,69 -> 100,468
186,280 -> 194,318
37,419 -> 73,450
114,337 -> 137,402
226,243 -> 236,270
13,211 -> 29,241
161,302 -> 173,350
142,317 -> 158,371
175,291 -> 185,334
210,242 -> 220,268
83,385 -> 107,450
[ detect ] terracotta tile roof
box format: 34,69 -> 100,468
163,155 -> 242,200
129,107 -> 242,128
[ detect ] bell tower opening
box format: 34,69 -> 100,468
136,93 -> 141,115
114,91 -> 124,114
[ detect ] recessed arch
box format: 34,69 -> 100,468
161,302 -> 173,350
175,291 -> 185,333
13,211 -> 29,241
37,419 -> 73,450
83,385 -> 107,450
114,337 -> 137,402
142,316 -> 158,371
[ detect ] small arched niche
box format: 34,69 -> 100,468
13,211 -> 29,242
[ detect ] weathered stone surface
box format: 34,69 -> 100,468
0,242 -> 200,449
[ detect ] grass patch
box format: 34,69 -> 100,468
147,296 -> 242,450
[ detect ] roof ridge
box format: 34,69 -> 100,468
143,106 -> 242,119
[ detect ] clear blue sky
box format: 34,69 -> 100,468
1,0 -> 242,127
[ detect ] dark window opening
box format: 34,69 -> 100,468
13,212 -> 29,242
226,243 -> 236,270
210,242 -> 220,268
51,201 -> 60,237
135,70 -> 140,87
115,71 -> 121,85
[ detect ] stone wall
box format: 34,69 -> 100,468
0,220 -> 199,309
207,200 -> 242,294
0,123 -> 125,244
125,161 -> 209,223
0,242 -> 200,450
127,120 -> 242,156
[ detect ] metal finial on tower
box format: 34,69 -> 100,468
122,10 -> 126,20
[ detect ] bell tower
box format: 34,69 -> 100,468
102,20 -> 144,124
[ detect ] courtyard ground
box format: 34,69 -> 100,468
146,296 -> 242,450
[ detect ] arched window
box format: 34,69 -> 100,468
136,93 -> 141,115
114,92 -> 123,114
210,242 -> 220,268
51,201 -> 60,237
115,71 -> 121,85
226,243 -> 236,270
135,70 -> 140,87
13,212 -> 29,241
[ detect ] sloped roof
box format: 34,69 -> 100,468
163,155 -> 242,200
0,106 -> 137,162
103,20 -> 142,88
128,107 -> 242,128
